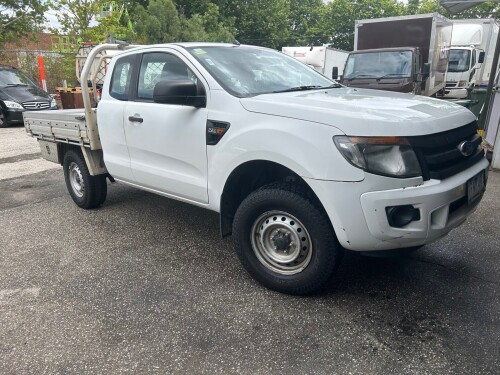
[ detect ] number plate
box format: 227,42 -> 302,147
467,171 -> 485,205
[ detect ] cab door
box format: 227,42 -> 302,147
124,51 -> 209,203
98,53 -> 138,183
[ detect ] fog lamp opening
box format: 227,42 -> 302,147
386,205 -> 420,228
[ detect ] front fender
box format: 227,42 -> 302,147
206,116 -> 364,211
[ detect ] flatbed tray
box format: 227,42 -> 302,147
24,109 -> 93,146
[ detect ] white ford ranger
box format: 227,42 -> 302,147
24,43 -> 488,295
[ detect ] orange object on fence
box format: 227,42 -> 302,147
37,55 -> 47,92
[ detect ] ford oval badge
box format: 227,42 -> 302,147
458,140 -> 474,157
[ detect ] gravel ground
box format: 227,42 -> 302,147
0,126 -> 499,374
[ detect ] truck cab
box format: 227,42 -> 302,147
443,20 -> 499,100
340,47 -> 426,94
444,47 -> 484,99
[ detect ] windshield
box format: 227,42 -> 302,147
0,67 -> 38,87
187,46 -> 335,97
344,51 -> 413,79
448,49 -> 471,73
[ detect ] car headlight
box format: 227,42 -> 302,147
3,100 -> 24,109
333,136 -> 422,178
50,98 -> 57,107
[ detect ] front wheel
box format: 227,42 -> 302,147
0,110 -> 9,128
233,183 -> 342,295
63,149 -> 107,209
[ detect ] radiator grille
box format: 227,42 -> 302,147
408,122 -> 484,180
22,101 -> 50,110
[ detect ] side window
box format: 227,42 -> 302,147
137,52 -> 198,100
110,55 -> 134,100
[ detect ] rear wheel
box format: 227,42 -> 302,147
233,183 -> 342,295
63,149 -> 107,209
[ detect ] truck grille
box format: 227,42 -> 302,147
22,101 -> 50,110
408,121 -> 484,180
445,81 -> 458,88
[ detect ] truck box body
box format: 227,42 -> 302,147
344,13 -> 453,96
282,46 -> 349,79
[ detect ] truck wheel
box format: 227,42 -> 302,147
233,183 -> 342,295
0,110 -> 8,128
63,150 -> 107,209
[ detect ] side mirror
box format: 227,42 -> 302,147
422,63 -> 430,79
332,66 -> 339,80
153,80 -> 206,108
478,51 -> 485,64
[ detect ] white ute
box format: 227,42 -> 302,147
24,43 -> 489,295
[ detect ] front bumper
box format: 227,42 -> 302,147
3,108 -> 25,125
444,88 -> 469,99
306,158 -> 489,251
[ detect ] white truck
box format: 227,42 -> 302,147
282,46 -> 349,79
24,43 -> 488,295
445,19 -> 500,99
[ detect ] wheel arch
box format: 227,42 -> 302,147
219,159 -> 330,237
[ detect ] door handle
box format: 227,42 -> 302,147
128,115 -> 143,123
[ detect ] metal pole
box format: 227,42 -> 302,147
479,23 -> 500,131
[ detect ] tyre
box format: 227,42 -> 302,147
0,110 -> 9,128
63,149 -> 107,209
233,183 -> 342,295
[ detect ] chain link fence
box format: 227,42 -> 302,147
0,50 -> 77,93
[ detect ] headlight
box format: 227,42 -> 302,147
3,100 -> 23,109
333,136 -> 422,178
50,98 -> 57,107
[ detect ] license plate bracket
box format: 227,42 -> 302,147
467,171 -> 485,205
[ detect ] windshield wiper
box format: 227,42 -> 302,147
6,83 -> 28,87
345,74 -> 375,81
376,73 -> 406,81
272,84 -> 340,93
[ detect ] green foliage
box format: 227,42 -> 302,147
453,2 -> 499,19
48,0 -> 103,38
83,10 -> 132,42
134,0 -> 234,43
0,0 -> 47,49
44,0 -> 499,49
413,0 -> 450,15
134,0 -> 181,43
320,0 -> 406,51
229,0 -> 292,48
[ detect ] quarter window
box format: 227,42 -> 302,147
110,55 -> 134,100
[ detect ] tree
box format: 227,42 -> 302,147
453,2 -> 499,19
134,0 -> 234,44
228,0 -> 292,48
413,0 -> 450,15
48,0 -> 104,38
83,9 -> 132,43
134,0 -> 181,43
174,0 -> 211,17
319,0 -> 405,51
0,0 -> 47,49
285,0 -> 325,46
